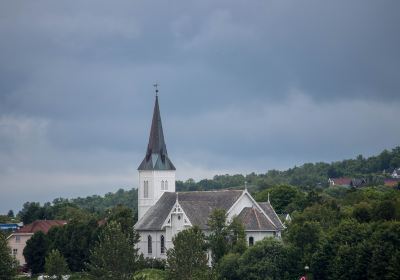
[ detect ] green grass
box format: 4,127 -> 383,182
133,268 -> 167,280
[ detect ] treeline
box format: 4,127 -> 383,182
17,188 -> 138,225
202,185 -> 400,280
177,146 -> 400,191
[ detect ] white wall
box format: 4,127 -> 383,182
227,192 -> 254,220
138,170 -> 176,220
245,231 -> 275,245
137,230 -> 168,259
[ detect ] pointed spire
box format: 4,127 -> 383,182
138,91 -> 176,170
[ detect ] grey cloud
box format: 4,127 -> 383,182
0,0 -> 399,212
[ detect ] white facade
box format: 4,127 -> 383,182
138,170 -> 176,220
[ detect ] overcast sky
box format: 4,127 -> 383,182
1,0 -> 399,213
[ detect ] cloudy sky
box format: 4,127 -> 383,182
1,0 -> 399,213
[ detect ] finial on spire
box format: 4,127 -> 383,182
176,192 -> 179,202
268,192 -> 270,203
153,83 -> 159,96
244,181 -> 247,190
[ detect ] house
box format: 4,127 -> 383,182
328,177 -> 352,187
7,220 -> 67,266
391,168 -> 400,179
328,177 -> 366,188
384,178 -> 400,188
134,94 -> 284,260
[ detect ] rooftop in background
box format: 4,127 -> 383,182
15,220 -> 67,234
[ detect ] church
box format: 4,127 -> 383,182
134,93 -> 284,259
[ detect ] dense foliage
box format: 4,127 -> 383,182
86,221 -> 140,280
0,231 -> 18,279
167,226 -> 209,280
177,146 -> 400,191
16,188 -> 138,225
45,249 -> 70,279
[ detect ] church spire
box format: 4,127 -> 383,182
138,92 -> 176,171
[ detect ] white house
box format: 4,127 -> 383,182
134,94 -> 284,259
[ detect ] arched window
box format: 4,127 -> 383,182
165,180 -> 168,190
144,181 -> 149,198
161,180 -> 164,190
160,235 -> 165,254
148,235 -> 152,254
249,236 -> 254,246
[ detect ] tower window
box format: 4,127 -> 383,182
148,235 -> 152,254
144,181 -> 149,198
249,236 -> 254,246
165,180 -> 168,190
161,180 -> 164,190
161,235 -> 165,254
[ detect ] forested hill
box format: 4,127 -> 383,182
11,146 -> 399,224
176,146 -> 400,191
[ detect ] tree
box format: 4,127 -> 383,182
217,253 -> 240,280
45,249 -> 69,280
167,226 -> 209,280
48,219 -> 99,272
227,216 -> 247,254
0,232 -> 18,280
7,210 -> 14,218
86,221 -> 140,280
24,231 -> 49,274
255,185 -> 305,213
237,238 -> 299,280
207,209 -> 229,266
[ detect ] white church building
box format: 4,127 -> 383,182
134,94 -> 284,259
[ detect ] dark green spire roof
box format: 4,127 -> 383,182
138,95 -> 176,170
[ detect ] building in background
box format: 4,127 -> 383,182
7,220 -> 67,266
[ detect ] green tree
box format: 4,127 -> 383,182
107,205 -> 135,235
227,216 -> 247,254
48,219 -> 99,272
237,238 -> 299,280
24,231 -> 49,274
217,253 -> 240,280
45,249 -> 69,279
7,210 -> 14,218
167,226 -> 209,280
255,185 -> 305,213
86,221 -> 140,280
207,209 -> 229,266
0,232 -> 18,279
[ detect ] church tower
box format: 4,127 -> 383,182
137,93 -> 176,221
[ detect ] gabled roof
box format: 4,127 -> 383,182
135,190 -> 243,230
258,202 -> 285,230
237,207 -> 277,231
138,95 -> 175,171
329,177 -> 352,186
15,220 -> 67,234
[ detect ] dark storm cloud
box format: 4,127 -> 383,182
0,0 -> 399,212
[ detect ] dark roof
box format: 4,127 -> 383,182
258,202 -> 285,230
16,220 -> 67,234
138,95 -> 175,171
237,207 -> 277,231
135,192 -> 176,230
135,190 -> 243,230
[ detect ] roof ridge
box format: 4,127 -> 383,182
178,189 -> 242,194
253,208 -> 262,229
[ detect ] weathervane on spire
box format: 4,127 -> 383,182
153,83 -> 159,96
